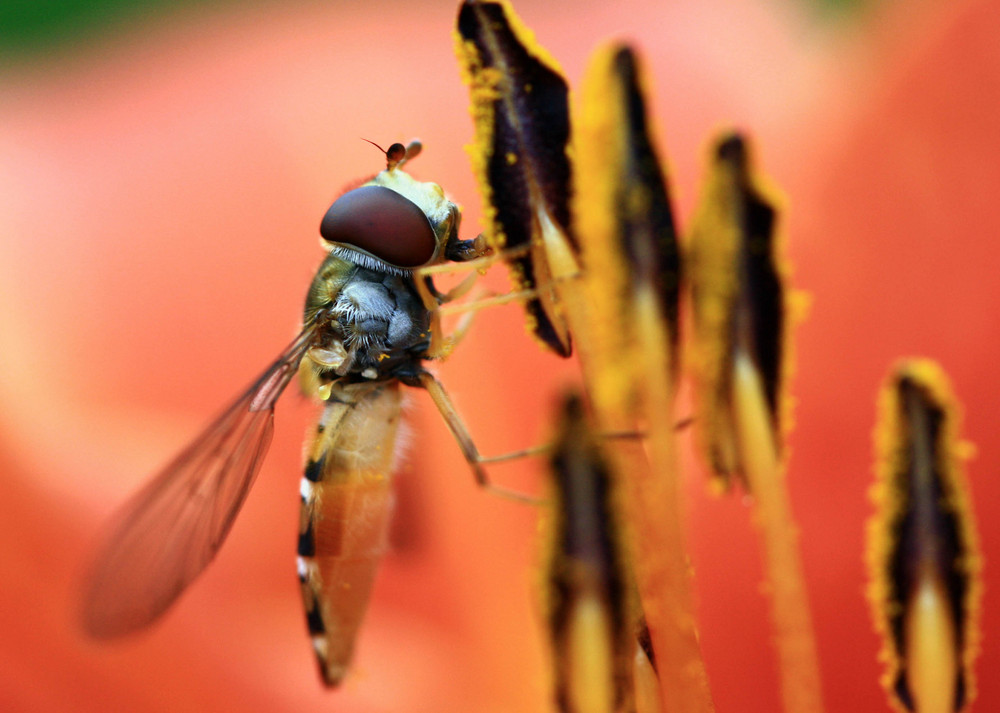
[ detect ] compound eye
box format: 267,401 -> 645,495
319,185 -> 436,268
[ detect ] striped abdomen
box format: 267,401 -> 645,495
297,380 -> 402,686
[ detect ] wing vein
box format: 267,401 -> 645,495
82,321 -> 320,638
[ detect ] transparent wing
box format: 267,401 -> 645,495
82,323 -> 319,639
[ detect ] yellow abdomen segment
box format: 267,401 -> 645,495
297,381 -> 402,686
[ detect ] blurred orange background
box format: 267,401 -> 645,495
2,0 -> 998,711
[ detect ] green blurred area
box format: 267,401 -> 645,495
0,0 -> 232,57
1,0 -> 869,57
2,0 -> 156,55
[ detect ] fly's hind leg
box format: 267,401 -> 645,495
419,369 -> 691,469
416,370 -> 542,505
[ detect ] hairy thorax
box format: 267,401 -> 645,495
299,254 -> 432,397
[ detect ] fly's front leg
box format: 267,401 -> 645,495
414,273 -> 476,360
423,241 -> 586,322
414,232 -> 489,360
416,370 -> 541,505
415,243 -> 536,360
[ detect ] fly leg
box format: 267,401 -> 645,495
476,429 -> 650,465
414,272 -> 483,360
415,243 -> 536,360
417,369 -> 691,503
415,370 -> 541,505
417,243 -> 537,310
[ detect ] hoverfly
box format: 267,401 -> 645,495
83,140 -> 492,686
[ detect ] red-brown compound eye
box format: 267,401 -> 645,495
319,185 -> 436,268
